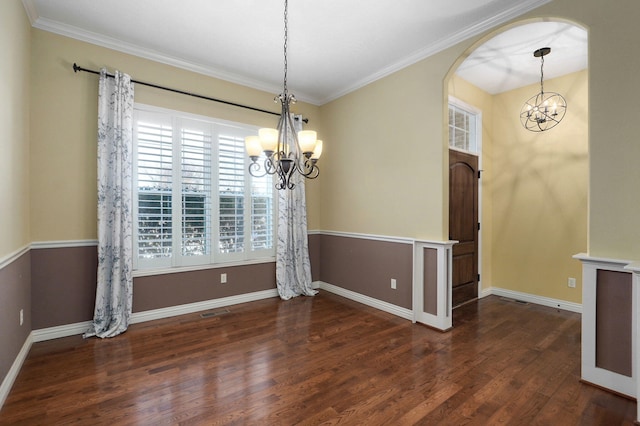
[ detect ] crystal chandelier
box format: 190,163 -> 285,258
520,47 -> 567,132
245,0 -> 322,190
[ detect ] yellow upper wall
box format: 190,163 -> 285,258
0,1 -> 31,258
491,70 -> 588,303
25,0 -> 640,262
320,0 -> 640,260
29,29 -> 322,241
319,48 -> 462,240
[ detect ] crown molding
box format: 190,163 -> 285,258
318,0 -> 552,104
23,0 -> 550,106
20,0 -> 38,25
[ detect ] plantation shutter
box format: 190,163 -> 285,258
218,134 -> 246,254
250,171 -> 274,252
136,115 -> 173,261
180,122 -> 212,259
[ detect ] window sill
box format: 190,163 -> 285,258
133,257 -> 276,278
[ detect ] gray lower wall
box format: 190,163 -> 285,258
27,233 -> 404,331
318,234 -> 413,309
31,246 -> 97,329
133,263 -> 276,312
3,234 -> 411,401
30,246 -> 280,328
0,251 -> 31,387
595,269 -> 632,377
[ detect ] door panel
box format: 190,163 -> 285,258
449,149 -> 478,307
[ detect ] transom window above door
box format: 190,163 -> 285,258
448,98 -> 481,154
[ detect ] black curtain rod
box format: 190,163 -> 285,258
72,63 -> 308,123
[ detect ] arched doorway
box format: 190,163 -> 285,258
445,19 -> 589,310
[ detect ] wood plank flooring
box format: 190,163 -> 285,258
0,293 -> 636,425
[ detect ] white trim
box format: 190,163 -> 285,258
413,239 -> 458,248
0,244 -> 30,270
490,287 -> 582,314
319,0 -> 552,104
133,258 -> 276,277
28,17 -> 290,103
412,242 -> 456,331
30,290 -> 280,342
320,230 -> 414,244
626,262 -> 640,274
32,321 -> 93,342
448,95 -> 484,302
0,333 -> 32,409
22,0 -> 549,106
130,289 -> 279,324
20,0 -> 38,25
572,252 -> 634,268
632,267 -> 640,422
318,282 -> 413,321
30,240 -> 98,249
577,258 -> 635,398
321,230 -> 455,246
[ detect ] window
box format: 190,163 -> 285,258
448,99 -> 480,154
133,106 -> 274,270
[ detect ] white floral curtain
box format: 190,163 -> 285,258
85,69 -> 135,338
276,115 -> 317,300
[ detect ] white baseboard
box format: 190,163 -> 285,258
0,333 -> 33,409
32,321 -> 93,342
131,289 -> 279,324
490,287 -> 582,314
479,287 -> 492,298
30,289 -> 280,343
318,281 -> 413,321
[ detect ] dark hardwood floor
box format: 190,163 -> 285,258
0,293 -> 636,425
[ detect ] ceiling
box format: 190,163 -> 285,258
457,21 -> 588,94
22,0 -> 587,105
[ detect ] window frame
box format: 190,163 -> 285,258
132,104 -> 276,274
448,96 -> 481,155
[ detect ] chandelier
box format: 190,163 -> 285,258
520,47 -> 567,132
245,0 -> 322,190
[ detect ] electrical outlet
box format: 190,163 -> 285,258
568,277 -> 576,288
221,273 -> 227,284
20,309 -> 24,326
391,278 -> 397,290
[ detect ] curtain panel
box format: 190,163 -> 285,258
85,69 -> 135,338
275,115 -> 317,300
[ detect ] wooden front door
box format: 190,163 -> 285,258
449,149 -> 479,307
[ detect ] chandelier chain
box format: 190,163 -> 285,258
540,54 -> 545,94
283,0 -> 288,94
246,0 -> 321,189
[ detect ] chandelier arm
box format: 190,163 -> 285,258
264,156 -> 278,174
248,160 -> 267,178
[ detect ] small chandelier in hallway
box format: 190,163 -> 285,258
245,0 -> 323,190
520,47 -> 567,132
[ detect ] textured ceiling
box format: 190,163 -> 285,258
20,0 -> 587,105
456,21 -> 588,94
